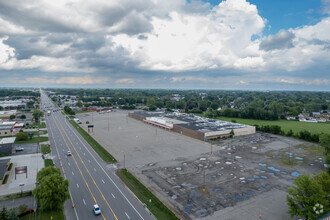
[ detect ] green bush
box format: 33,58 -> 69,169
15,132 -> 28,141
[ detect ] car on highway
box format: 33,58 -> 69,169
67,151 -> 72,156
16,147 -> 24,151
93,204 -> 101,215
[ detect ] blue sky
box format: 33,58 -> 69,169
206,0 -> 326,34
0,0 -> 329,90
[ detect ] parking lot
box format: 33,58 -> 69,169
76,111 -> 325,220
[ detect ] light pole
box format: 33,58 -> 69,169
108,112 -> 110,132
123,152 -> 126,169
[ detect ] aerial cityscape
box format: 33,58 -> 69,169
0,0 -> 329,220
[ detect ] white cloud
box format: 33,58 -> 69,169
115,78 -> 135,84
15,76 -> 109,85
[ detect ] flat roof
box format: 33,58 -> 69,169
132,111 -> 252,133
0,137 -> 16,144
0,126 -> 13,130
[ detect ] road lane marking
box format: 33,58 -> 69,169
125,212 -> 130,219
64,117 -> 145,220
94,168 -> 96,172
53,115 -> 113,220
88,160 -> 90,163
83,199 -> 86,205
83,152 -> 85,155
102,179 -> 105,184
68,162 -> 70,166
77,184 -> 79,188
72,171 -> 74,175
111,193 -> 115,198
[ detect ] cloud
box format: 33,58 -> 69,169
0,0 -> 329,90
115,78 -> 135,84
259,30 -> 295,51
16,76 -> 109,85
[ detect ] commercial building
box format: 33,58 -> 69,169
128,111 -> 255,141
0,101 -> 26,109
0,110 -> 17,120
0,137 -> 16,155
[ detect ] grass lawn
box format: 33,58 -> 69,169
0,191 -> 32,201
117,169 -> 178,220
15,136 -> 48,144
41,144 -> 51,154
74,110 -> 92,114
44,159 -> 54,167
20,209 -> 64,220
215,116 -> 330,135
68,120 -> 117,163
24,130 -> 48,135
26,122 -> 46,128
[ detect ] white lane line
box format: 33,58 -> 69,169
72,171 -> 74,175
83,199 -> 86,205
102,179 -> 105,184
88,160 -> 90,163
65,118 -> 145,220
111,193 -> 115,198
125,212 -> 130,219
77,184 -> 79,188
68,162 -> 70,166
94,168 -> 96,172
83,152 -> 85,155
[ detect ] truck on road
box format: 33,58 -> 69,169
47,110 -> 51,116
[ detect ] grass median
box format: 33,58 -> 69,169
117,169 -> 179,220
68,120 -> 117,163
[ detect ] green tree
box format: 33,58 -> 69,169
15,132 -> 28,141
76,101 -> 83,107
287,175 -> 329,219
33,167 -> 69,211
32,110 -> 43,122
0,207 -> 8,220
26,101 -> 34,109
8,209 -> 18,220
20,114 -> 26,119
319,134 -> 330,174
9,115 -> 16,120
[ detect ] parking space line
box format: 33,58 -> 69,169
125,212 -> 130,219
102,179 -> 105,184
111,193 -> 115,198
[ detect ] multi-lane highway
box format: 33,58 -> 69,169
40,90 -> 155,220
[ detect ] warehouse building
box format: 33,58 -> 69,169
128,111 -> 255,141
0,137 -> 16,155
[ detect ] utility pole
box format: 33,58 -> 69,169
108,112 -> 110,132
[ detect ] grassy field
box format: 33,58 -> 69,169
15,136 -> 48,144
117,169 -> 178,220
68,120 -> 117,163
41,144 -> 51,154
20,209 -> 64,220
215,116 -> 330,135
74,110 -> 92,114
24,130 -> 48,135
26,122 -> 46,128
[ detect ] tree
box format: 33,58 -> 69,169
8,209 -> 18,220
76,101 -> 83,107
20,114 -> 26,119
287,174 -> 329,219
15,132 -> 28,141
0,207 -> 8,220
32,110 -> 43,122
319,134 -> 330,174
33,167 -> 69,211
26,101 -> 34,109
9,115 -> 16,120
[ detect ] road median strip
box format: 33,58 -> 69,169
68,120 -> 117,163
117,168 -> 179,220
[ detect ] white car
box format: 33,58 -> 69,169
16,147 -> 24,151
93,204 -> 101,215
67,151 -> 72,156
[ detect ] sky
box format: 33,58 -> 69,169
0,0 -> 329,91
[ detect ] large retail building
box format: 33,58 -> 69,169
128,111 -> 255,141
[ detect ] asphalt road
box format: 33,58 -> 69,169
40,90 -> 155,220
